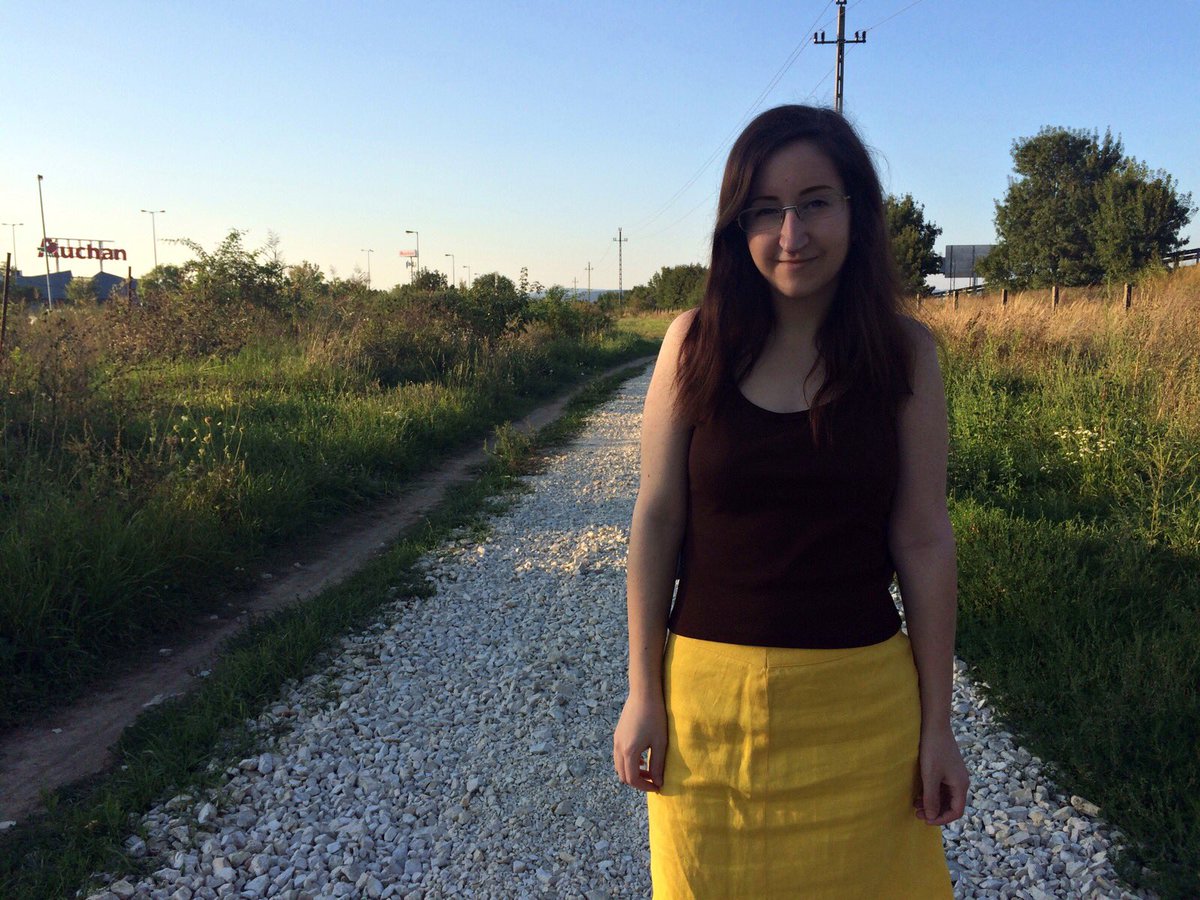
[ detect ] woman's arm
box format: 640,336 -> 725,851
887,319 -> 969,825
613,309 -> 695,792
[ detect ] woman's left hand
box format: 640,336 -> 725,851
914,725 -> 969,825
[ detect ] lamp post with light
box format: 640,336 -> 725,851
1,223 -> 22,271
140,209 -> 166,269
405,230 -> 419,280
444,253 -> 455,287
463,265 -> 471,288
360,248 -> 374,289
36,175 -> 54,306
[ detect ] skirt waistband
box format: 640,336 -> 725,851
666,628 -> 908,669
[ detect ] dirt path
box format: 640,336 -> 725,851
0,357 -> 655,827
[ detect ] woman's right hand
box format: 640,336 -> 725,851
613,691 -> 667,792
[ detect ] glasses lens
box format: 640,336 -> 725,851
737,191 -> 847,234
738,207 -> 783,234
800,190 -> 846,222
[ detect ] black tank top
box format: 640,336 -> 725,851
669,382 -> 902,648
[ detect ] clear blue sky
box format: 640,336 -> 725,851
3,0 -> 1197,292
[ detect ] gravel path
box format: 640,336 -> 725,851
85,366 -> 1150,900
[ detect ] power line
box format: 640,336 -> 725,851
862,0 -> 929,32
638,188 -> 719,241
624,1 -> 837,237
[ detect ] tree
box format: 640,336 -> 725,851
644,264 -> 707,310
1091,161 -> 1193,282
65,276 -> 98,306
885,194 -> 942,296
453,273 -> 529,351
283,260 -> 327,318
412,269 -> 449,292
978,127 -> 1193,288
169,229 -> 287,310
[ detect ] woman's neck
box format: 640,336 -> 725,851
768,292 -> 833,350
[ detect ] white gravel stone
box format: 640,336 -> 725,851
81,366 -> 1155,899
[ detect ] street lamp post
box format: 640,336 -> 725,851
405,230 -> 419,280
140,209 -> 166,269
463,265 -> 472,288
36,175 -> 53,307
1,223 -> 22,271
360,248 -> 374,288
444,253 -> 455,287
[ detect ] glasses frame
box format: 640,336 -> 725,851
735,193 -> 851,235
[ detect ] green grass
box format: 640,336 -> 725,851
0,322 -> 660,730
941,330 -> 1200,899
0,359 -> 654,900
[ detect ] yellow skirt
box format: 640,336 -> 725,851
647,630 -> 952,899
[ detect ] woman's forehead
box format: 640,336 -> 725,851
751,140 -> 842,195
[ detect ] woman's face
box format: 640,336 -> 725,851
743,140 -> 851,312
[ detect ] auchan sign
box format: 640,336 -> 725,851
38,238 -> 128,262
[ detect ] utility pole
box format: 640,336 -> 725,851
584,261 -> 594,302
613,229 -> 627,310
814,0 -> 866,114
572,276 -> 578,299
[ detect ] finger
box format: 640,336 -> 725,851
649,741 -> 667,790
948,775 -> 968,820
623,749 -> 647,787
922,773 -> 940,823
929,783 -> 962,826
616,745 -> 636,786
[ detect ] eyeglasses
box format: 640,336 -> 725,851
736,190 -> 850,235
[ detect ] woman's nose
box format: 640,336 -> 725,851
778,208 -> 810,250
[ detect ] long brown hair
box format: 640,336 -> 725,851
675,105 -> 912,440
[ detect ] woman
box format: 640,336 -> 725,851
613,104 -> 968,898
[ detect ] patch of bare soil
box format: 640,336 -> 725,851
0,358 -> 653,826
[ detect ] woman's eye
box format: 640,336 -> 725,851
752,207 -> 781,221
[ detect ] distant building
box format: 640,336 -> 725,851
3,269 -> 135,304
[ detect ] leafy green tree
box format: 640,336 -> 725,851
453,272 -> 529,351
530,285 -> 604,340
412,269 -> 449,291
595,291 -> 621,314
138,264 -> 186,296
1091,161 -> 1193,282
885,194 -> 942,296
65,276 -> 98,306
645,263 -> 707,310
978,127 -> 1193,288
169,229 -> 287,310
283,260 -> 327,318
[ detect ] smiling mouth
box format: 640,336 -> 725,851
777,257 -> 819,264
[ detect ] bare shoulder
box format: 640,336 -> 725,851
661,308 -> 700,356
647,308 -> 700,388
896,315 -> 942,391
897,314 -> 937,357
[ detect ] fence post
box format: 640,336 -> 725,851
953,290 -> 959,310
1001,288 -> 1008,308
1,253 -> 11,354
1123,282 -> 1132,311
1051,284 -> 1060,309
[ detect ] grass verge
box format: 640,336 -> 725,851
923,272 -> 1200,899
1,326 -> 659,730
0,359 -> 653,900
